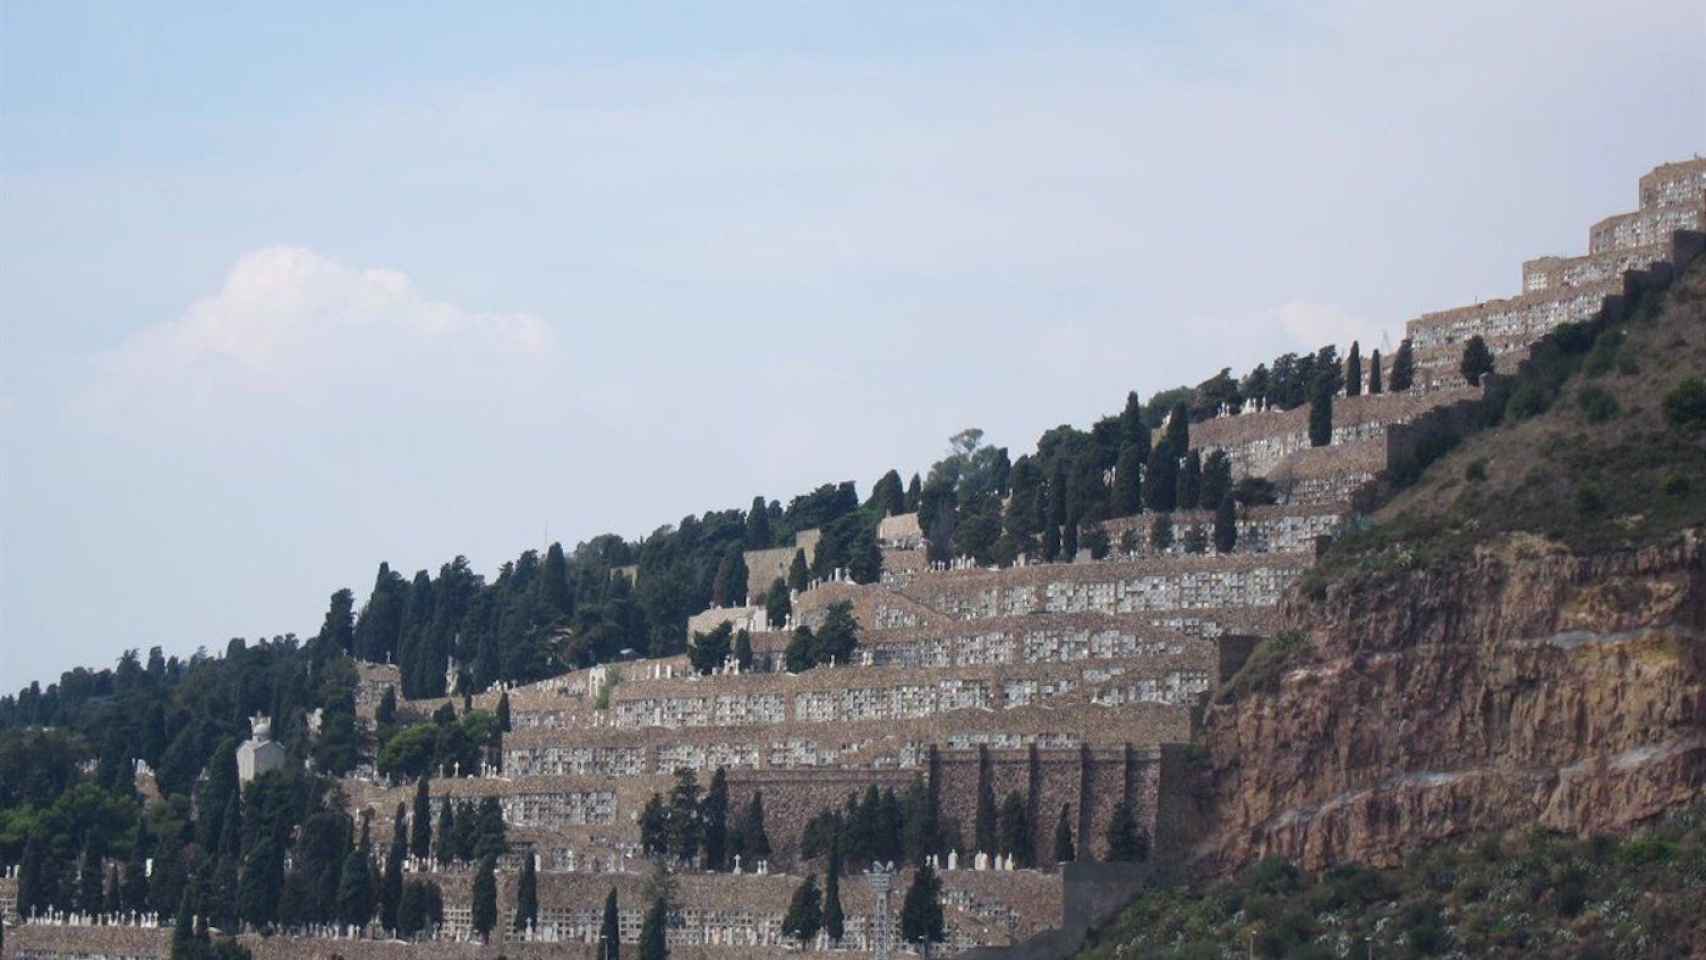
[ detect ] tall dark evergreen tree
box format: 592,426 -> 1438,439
639,895 -> 669,960
1200,450 -> 1232,510
1163,402 -> 1190,457
764,579 -> 791,631
732,792 -> 771,863
781,875 -> 823,945
1214,495 -> 1238,554
1369,348 -> 1384,394
869,470 -> 906,517
1144,444 -> 1175,513
900,862 -> 946,957
599,888 -> 621,960
315,588 -> 357,658
702,767 -> 730,871
1345,340 -> 1363,396
513,850 -> 538,933
410,777 -> 433,858
1149,513 -> 1174,553
787,549 -> 810,593
1053,805 -> 1075,865
124,829 -> 152,912
496,691 -> 511,732
974,746 -> 997,855
905,473 -> 923,512
824,839 -> 845,942
1309,376 -> 1334,447
471,855 -> 498,943
77,841 -> 104,916
381,831 -> 406,933
1113,444 -> 1143,516
746,495 -> 774,548
998,792 -> 1032,868
1460,334 -> 1495,387
19,831 -> 55,917
435,801 -> 455,865
1177,450 -> 1202,510
1104,800 -> 1148,863
1118,391 -> 1152,462
239,838 -> 283,931
1390,338 -> 1416,391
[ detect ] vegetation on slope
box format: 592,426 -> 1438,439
1310,249 -> 1706,588
1078,810 -> 1706,959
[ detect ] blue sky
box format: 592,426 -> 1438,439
3,1 -> 1702,687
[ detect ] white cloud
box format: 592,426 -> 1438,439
85,246 -> 556,416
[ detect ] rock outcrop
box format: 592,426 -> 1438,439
1198,532 -> 1706,873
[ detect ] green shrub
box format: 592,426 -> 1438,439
1577,385 -> 1620,423
1464,459 -> 1487,482
1664,377 -> 1706,430
1506,381 -> 1551,421
1617,837 -> 1678,866
1575,484 -> 1605,516
1666,472 -> 1694,497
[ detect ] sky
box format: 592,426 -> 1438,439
3,1 -> 1703,688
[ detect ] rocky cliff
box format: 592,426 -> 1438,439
1197,532 -> 1706,873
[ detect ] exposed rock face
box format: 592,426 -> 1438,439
1197,533 -> 1706,873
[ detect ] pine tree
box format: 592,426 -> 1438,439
471,855 -> 498,942
411,777 -> 433,858
1214,495 -> 1238,554
513,850 -> 538,933
599,888 -> 621,960
787,549 -> 810,593
1369,348 -> 1384,394
1390,338 -> 1415,391
1345,340 -> 1363,396
1309,376 -> 1334,447
1460,334 -> 1495,387
900,862 -> 946,957
1177,450 -> 1201,510
1113,443 -> 1143,516
974,747 -> 997,855
702,767 -> 730,871
1053,805 -> 1075,865
782,874 -> 823,945
639,895 -> 669,960
824,839 -> 845,942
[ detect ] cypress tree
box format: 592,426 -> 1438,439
787,549 -> 810,593
1369,348 -> 1384,394
764,578 -> 791,631
702,767 -> 730,871
1062,519 -> 1079,562
171,885 -> 198,960
1177,450 -> 1201,510
1309,376 -> 1334,447
746,495 -> 774,548
336,845 -> 372,928
900,862 -> 946,957
1113,443 -> 1143,516
411,777 -> 433,858
75,841 -> 103,915
870,470 -> 906,517
824,839 -> 845,942
1200,450 -> 1232,509
1214,495 -> 1238,554
497,692 -> 511,732
998,792 -> 1031,867
974,746 -> 997,855
905,473 -> 923,512
124,830 -> 152,912
513,850 -> 538,933
1118,390 -> 1152,462
1390,338 -> 1416,391
1163,402 -> 1190,457
1460,334 -> 1495,387
471,855 -> 498,943
1104,800 -> 1148,863
599,888 -> 621,960
739,792 -> 771,861
1148,514 -> 1174,553
239,838 -> 283,931
1345,340 -> 1363,396
381,832 -> 405,932
315,587 -> 357,658
781,875 -> 823,945
435,800 -> 455,865
639,895 -> 669,960
376,687 -> 397,727
1143,445 -> 1177,512
1040,523 -> 1061,563
18,832 -> 52,917
104,863 -> 122,916
1053,805 -> 1075,865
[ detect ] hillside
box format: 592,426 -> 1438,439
1088,249 -> 1706,956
